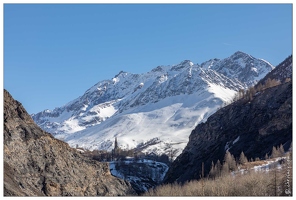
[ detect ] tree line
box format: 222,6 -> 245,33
233,77 -> 284,103
208,144 -> 287,179
144,144 -> 292,196
80,147 -> 171,165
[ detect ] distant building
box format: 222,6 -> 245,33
112,137 -> 119,161
114,137 -> 118,150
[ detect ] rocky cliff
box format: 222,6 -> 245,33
164,80 -> 292,183
257,55 -> 292,85
3,89 -> 135,196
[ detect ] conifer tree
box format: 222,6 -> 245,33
239,151 -> 248,165
216,159 -> 222,178
222,151 -> 237,176
271,146 -> 280,159
278,144 -> 285,156
248,86 -> 256,101
209,161 -> 216,178
221,162 -> 229,176
265,153 -> 269,160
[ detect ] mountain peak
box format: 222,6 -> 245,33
230,51 -> 253,60
180,60 -> 193,66
114,70 -> 128,78
171,60 -> 194,71
200,58 -> 220,69
233,50 -> 247,55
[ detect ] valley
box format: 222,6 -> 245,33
4,53 -> 292,196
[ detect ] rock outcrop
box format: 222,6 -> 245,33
164,81 -> 292,183
4,89 -> 135,196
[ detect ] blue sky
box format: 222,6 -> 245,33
4,4 -> 292,114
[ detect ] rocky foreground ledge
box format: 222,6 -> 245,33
3,89 -> 135,196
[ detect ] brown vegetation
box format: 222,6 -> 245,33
233,78 -> 281,102
146,146 -> 292,196
144,160 -> 292,196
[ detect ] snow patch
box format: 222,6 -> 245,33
251,67 -> 258,73
232,136 -> 240,145
259,58 -> 274,68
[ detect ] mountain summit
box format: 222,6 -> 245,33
201,51 -> 273,85
32,51 -> 274,156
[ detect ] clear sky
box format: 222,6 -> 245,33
3,3 -> 292,114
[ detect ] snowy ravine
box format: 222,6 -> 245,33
32,51 -> 274,156
109,158 -> 169,193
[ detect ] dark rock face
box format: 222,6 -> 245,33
258,55 -> 292,85
3,89 -> 135,196
164,81 -> 292,184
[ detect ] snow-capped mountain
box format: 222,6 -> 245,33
32,51 -> 274,156
201,51 -> 273,85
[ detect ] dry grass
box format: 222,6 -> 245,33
144,168 -> 291,196
240,158 -> 283,170
242,160 -> 267,169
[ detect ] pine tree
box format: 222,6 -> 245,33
278,144 -> 285,156
216,159 -> 222,178
248,86 -> 256,101
271,146 -> 280,159
285,77 -> 291,83
265,78 -> 272,88
209,161 -> 216,178
221,162 -> 229,176
222,151 -> 237,176
239,151 -> 248,165
265,153 -> 269,160
265,78 -> 281,89
256,83 -> 263,92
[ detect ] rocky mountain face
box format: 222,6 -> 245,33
31,51 -> 274,155
201,51 -> 273,85
4,89 -> 135,196
164,58 -> 292,184
257,55 -> 292,85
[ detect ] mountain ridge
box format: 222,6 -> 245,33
32,51 -> 274,155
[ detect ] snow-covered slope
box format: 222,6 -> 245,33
32,51 -> 274,156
